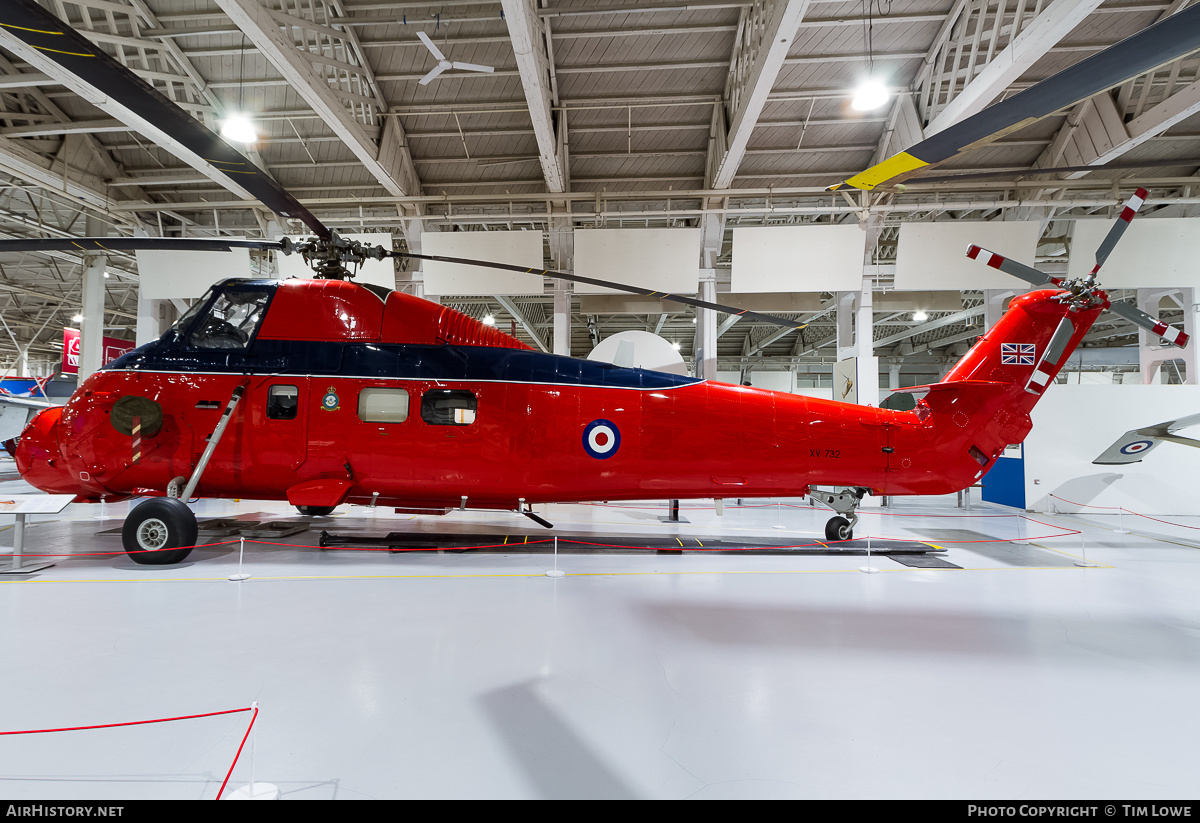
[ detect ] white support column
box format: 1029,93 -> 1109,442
79,254 -> 106,382
553,286 -> 572,356
836,291 -> 856,361
16,347 -> 28,378
695,270 -> 719,380
983,289 -> 1015,329
412,221 -> 439,304
136,290 -> 168,347
1137,288 -> 1196,384
855,276 -> 880,408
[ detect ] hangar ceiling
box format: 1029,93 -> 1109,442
0,0 -> 1197,377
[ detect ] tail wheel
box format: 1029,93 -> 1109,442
296,505 -> 335,517
825,516 -> 853,542
123,497 -> 197,565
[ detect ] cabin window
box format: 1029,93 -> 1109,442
359,387 -> 410,423
187,288 -> 271,350
267,385 -> 299,420
421,389 -> 477,426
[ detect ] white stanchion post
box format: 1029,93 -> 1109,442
226,702 -> 278,801
1114,508 -> 1129,535
546,535 -> 565,578
229,537 -> 250,581
1074,532 -> 1099,568
859,533 -> 880,574
1011,514 -> 1029,545
773,501 -> 785,530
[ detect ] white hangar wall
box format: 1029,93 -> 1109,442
1024,384 -> 1200,515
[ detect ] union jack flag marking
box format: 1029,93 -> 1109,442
1001,343 -> 1036,365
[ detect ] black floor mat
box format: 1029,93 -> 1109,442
887,554 -> 962,569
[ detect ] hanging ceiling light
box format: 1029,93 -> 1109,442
221,33 -> 257,145
913,310 -> 928,322
220,113 -> 257,144
851,0 -> 890,112
482,315 -> 495,326
852,78 -> 889,112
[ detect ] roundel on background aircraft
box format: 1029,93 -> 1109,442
1120,440 -> 1155,456
583,419 -> 621,459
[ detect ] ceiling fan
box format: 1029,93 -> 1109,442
416,30 -> 494,85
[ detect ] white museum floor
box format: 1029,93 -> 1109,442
0,460 -> 1198,800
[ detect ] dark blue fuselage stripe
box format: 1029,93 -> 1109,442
105,338 -> 702,391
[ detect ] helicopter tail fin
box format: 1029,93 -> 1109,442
887,289 -> 1103,482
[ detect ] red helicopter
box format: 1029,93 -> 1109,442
1,1 -> 1194,564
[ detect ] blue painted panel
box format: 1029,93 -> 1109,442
982,447 -> 1025,509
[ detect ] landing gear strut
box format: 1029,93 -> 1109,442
122,384 -> 245,565
811,487 -> 870,542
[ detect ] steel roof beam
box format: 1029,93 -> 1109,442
502,0 -> 566,193
213,0 -> 421,200
713,0 -> 813,189
925,0 -> 1104,136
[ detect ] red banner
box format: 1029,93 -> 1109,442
61,328 -> 135,375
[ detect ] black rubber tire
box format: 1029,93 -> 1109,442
122,497 -> 197,565
296,505 -> 335,517
825,516 -> 853,542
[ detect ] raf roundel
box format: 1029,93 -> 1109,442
583,419 -> 621,460
1120,440 -> 1154,456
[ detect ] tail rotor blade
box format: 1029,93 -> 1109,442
966,245 -> 1058,287
1108,300 -> 1190,347
1092,188 -> 1149,274
416,30 -> 447,62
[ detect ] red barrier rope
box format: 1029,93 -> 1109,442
0,706 -> 251,736
582,500 -> 1030,518
0,704 -> 260,800
216,703 -> 259,801
1050,494 -> 1200,531
12,538 -> 241,560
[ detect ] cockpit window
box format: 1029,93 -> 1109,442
186,289 -> 271,350
168,289 -> 213,339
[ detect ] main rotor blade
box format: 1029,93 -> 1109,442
389,251 -> 808,330
0,237 -> 287,254
830,5 -> 1200,191
966,245 -> 1059,287
1108,300 -> 1190,348
1092,187 -> 1147,273
2,0 -> 331,240
416,30 -> 447,62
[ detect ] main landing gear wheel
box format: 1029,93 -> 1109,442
825,516 -> 853,542
295,505 -> 335,517
123,497 -> 198,565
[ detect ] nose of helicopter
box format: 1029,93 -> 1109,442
14,406 -> 77,494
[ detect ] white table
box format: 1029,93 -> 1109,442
0,494 -> 76,574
